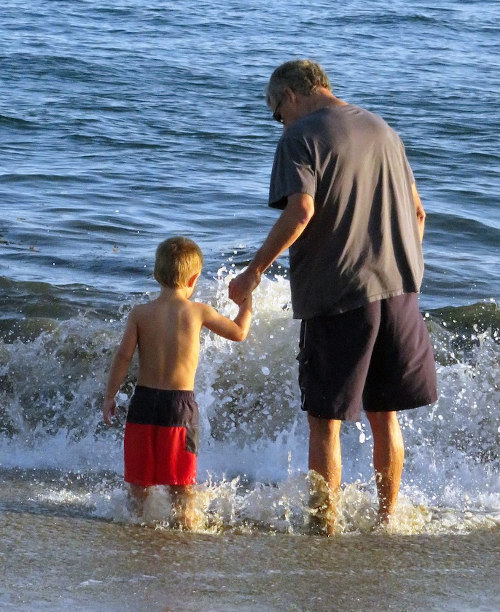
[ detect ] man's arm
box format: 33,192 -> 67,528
229,193 -> 314,303
412,182 -> 426,243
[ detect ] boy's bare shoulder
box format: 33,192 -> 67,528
127,300 -> 165,324
189,300 -> 215,316
133,297 -> 210,321
128,302 -> 151,317
190,299 -> 210,310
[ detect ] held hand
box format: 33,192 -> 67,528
233,291 -> 253,308
231,293 -> 250,307
229,268 -> 260,304
102,397 -> 116,426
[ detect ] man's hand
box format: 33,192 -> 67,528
229,266 -> 261,305
102,397 -> 116,426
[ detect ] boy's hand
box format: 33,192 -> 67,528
232,292 -> 252,307
102,397 -> 116,426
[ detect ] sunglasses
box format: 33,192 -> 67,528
272,99 -> 283,123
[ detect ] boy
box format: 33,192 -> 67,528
102,236 -> 252,528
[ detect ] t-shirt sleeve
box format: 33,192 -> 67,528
269,134 -> 316,210
399,138 -> 415,184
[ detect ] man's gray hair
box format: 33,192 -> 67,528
266,59 -> 331,106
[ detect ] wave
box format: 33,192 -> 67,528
0,275 -> 498,534
0,114 -> 39,130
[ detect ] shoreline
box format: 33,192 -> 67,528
3,505 -> 499,611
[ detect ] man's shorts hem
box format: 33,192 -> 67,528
363,391 -> 438,413
306,393 -> 438,420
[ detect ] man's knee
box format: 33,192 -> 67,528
308,413 -> 341,437
366,410 -> 403,447
366,410 -> 396,429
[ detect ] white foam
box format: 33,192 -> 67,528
1,274 -> 498,534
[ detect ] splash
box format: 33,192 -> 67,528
0,274 -> 498,534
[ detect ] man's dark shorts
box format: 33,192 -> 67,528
297,293 -> 437,421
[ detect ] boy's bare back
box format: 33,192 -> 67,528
132,293 -> 206,391
111,286 -> 252,395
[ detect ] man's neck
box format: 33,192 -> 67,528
288,89 -> 347,127
302,89 -> 347,114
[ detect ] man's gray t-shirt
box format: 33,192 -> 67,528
269,104 -> 424,319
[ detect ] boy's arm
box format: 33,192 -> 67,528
200,295 -> 252,342
102,309 -> 139,425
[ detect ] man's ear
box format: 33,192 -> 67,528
187,271 -> 200,288
284,87 -> 295,103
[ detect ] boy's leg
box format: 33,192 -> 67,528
169,485 -> 201,530
308,414 -> 342,535
365,410 -> 404,523
127,483 -> 149,515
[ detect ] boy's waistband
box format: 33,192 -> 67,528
133,386 -> 195,401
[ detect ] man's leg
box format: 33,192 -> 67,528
365,410 -> 404,522
308,414 -> 342,534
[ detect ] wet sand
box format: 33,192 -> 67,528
2,505 -> 498,612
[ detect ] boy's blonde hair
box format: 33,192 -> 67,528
154,237 -> 203,288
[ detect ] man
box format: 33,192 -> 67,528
229,59 -> 437,533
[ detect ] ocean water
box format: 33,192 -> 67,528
1,1 -> 499,610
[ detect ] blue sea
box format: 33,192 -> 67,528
1,1 -> 499,610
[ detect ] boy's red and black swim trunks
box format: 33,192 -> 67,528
124,386 -> 198,487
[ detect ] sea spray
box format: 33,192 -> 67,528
0,274 -> 498,534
